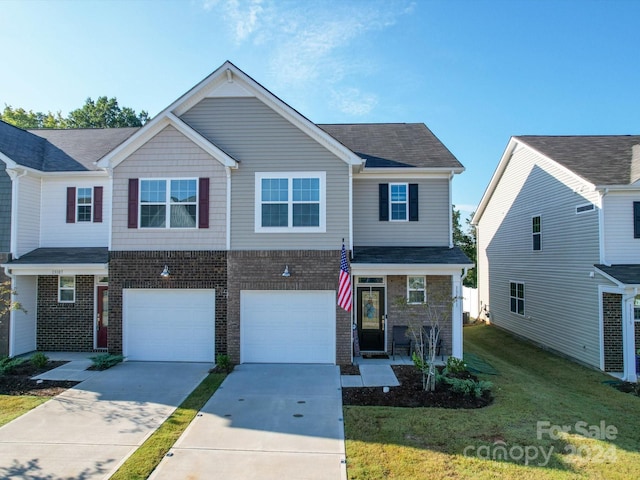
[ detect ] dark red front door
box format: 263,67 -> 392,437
97,286 -> 108,348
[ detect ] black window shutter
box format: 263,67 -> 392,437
409,184 -> 419,221
128,179 -> 139,229
66,187 -> 76,223
634,202 -> 640,238
379,183 -> 389,221
198,178 -> 209,229
93,186 -> 103,223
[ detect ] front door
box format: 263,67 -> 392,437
97,286 -> 108,349
357,287 -> 385,351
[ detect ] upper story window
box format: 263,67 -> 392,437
532,215 -> 541,251
66,186 -> 103,223
58,275 -> 75,303
510,281 -> 525,315
634,202 -> 640,239
407,276 -> 426,304
128,178 -> 209,230
635,295 -> 640,320
379,183 -> 418,222
255,172 -> 326,232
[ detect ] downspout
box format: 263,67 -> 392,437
226,167 -> 232,251
3,266 -> 15,358
598,188 -> 609,266
8,169 -> 27,259
448,171 -> 454,248
348,165 -> 353,255
622,287 -> 638,382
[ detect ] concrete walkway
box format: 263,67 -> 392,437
0,361 -> 211,480
341,364 -> 400,387
150,364 -> 346,480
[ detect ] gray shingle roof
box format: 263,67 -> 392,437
595,264 -> 640,285
0,120 -> 138,172
319,124 -> 463,169
516,135 -> 640,186
352,246 -> 472,265
8,247 -> 108,265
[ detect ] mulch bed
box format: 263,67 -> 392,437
0,361 -> 79,397
341,364 -> 492,408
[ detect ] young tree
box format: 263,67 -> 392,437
395,282 -> 457,392
0,280 -> 23,317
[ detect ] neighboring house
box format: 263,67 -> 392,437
473,135 -> 640,382
1,61 -> 471,364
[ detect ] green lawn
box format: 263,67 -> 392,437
0,395 -> 48,427
344,323 -> 640,479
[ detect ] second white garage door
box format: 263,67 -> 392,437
123,289 -> 215,362
241,290 -> 336,364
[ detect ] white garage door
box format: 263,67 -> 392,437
241,290 -> 336,364
123,289 -> 215,362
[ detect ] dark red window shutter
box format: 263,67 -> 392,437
93,186 -> 103,223
199,177 -> 210,229
409,184 -> 419,221
379,183 -> 389,221
128,179 -> 139,228
66,187 -> 76,223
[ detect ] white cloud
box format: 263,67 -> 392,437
331,88 -> 378,116
202,0 -> 265,42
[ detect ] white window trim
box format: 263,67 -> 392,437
576,203 -> 595,214
509,281 -> 525,316
532,214 -> 542,251
389,182 -> 409,222
138,178 -> 199,229
254,171 -> 326,233
58,275 -> 76,303
76,187 -> 93,222
407,275 -> 426,304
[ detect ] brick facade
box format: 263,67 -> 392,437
108,250 -> 227,355
385,275 -> 453,356
0,253 -> 9,356
37,275 -> 95,351
227,250 -> 351,365
602,292 -> 623,372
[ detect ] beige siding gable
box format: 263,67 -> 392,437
112,125 -> 227,251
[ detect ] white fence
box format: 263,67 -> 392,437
462,286 -> 478,319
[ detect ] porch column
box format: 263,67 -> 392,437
623,291 -> 637,382
451,275 -> 463,358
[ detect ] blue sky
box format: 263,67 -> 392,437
2,0 -> 639,220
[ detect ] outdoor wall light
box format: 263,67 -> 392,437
160,265 -> 170,278
282,265 -> 291,277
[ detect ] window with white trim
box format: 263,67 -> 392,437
58,276 -> 76,303
255,172 -> 326,232
390,183 -> 408,221
532,215 -> 541,251
510,282 -> 525,315
77,188 -> 93,222
139,179 -> 197,228
634,295 -> 640,320
407,276 -> 426,303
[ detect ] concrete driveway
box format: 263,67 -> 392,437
150,364 -> 346,480
0,361 -> 210,480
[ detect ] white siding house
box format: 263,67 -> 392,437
474,135 -> 640,382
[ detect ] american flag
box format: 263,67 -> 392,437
338,243 -> 352,311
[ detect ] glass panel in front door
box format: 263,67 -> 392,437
358,287 -> 384,351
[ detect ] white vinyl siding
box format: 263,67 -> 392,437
11,275 -> 37,356
15,175 -> 41,257
353,177 -> 449,246
40,177 -> 110,248
477,145 -> 602,368
602,192 -> 640,264
0,165 -> 11,252
180,97 -> 349,250
111,126 -> 227,251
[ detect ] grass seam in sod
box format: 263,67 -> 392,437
109,372 -> 226,480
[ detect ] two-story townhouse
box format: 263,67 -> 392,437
0,121 -> 136,357
473,135 -> 640,382
96,61 -> 471,365
1,61 -> 471,365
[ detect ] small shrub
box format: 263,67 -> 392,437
30,352 -> 49,369
90,353 -> 124,370
442,376 -> 492,399
443,356 -> 467,375
215,354 -> 234,373
0,356 -> 26,375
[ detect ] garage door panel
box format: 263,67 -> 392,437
241,290 -> 336,364
124,289 -> 215,362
